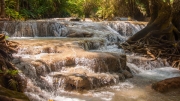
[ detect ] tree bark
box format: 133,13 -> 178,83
15,0 -> 20,12
127,0 -> 180,43
172,0 -> 180,31
0,0 -> 5,17
121,0 -> 180,68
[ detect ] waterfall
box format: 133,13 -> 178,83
0,21 -> 68,37
0,20 -> 146,44
5,20 -> 180,101
104,21 -> 146,40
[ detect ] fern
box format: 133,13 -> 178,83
8,79 -> 18,91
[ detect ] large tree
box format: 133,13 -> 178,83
121,0 -> 180,69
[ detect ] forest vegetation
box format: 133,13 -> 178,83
0,0 -> 151,21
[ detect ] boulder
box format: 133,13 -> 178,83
152,77 -> 180,93
52,72 -> 120,91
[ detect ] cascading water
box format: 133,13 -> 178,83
2,19 -> 180,101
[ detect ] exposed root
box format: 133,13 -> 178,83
121,32 -> 180,69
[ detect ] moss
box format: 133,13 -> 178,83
0,86 -> 30,101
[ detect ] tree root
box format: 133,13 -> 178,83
121,33 -> 180,69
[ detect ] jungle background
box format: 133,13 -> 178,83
0,0 -> 152,21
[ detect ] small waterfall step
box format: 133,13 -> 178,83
48,67 -> 132,91
12,38 -> 132,92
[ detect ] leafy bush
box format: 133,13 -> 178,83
5,8 -> 22,19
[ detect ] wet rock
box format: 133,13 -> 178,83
64,57 -> 75,66
127,56 -> 169,70
52,72 -> 119,91
152,77 -> 180,93
31,60 -> 50,76
12,58 -> 20,64
52,73 -> 90,90
77,39 -> 106,50
117,73 -> 125,81
67,28 -> 93,38
17,62 -> 37,78
65,74 -> 91,90
42,47 -> 56,53
110,53 -> 126,70
122,70 -> 133,78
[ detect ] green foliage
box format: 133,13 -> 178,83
6,70 -> 18,76
2,0 -> 154,20
96,0 -> 115,20
8,79 -> 18,91
5,8 -> 22,19
82,0 -> 99,17
0,69 -> 19,76
67,0 -> 84,17
5,35 -> 9,39
1,69 -> 19,91
20,9 -> 35,19
5,0 -> 16,8
0,70 -> 3,73
0,69 -> 19,91
5,0 -> 22,19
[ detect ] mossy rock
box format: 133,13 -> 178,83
0,86 -> 29,101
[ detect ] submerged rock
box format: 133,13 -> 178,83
122,70 -> 133,78
152,77 -> 180,93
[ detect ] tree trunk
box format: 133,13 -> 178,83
15,0 -> 20,12
121,0 -> 180,69
127,0 -> 135,18
0,0 -> 5,17
127,0 -> 175,43
172,0 -> 180,32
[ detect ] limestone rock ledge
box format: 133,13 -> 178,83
12,39 -> 133,91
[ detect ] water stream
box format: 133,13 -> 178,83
2,19 -> 180,101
